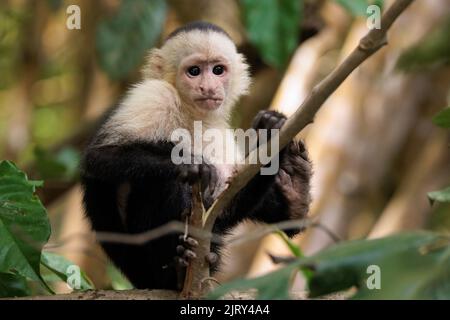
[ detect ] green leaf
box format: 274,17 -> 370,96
276,231 -> 313,281
41,252 -> 94,291
0,272 -> 31,297
432,108 -> 450,128
96,0 -> 167,80
241,0 -> 303,69
209,263 -> 297,300
107,263 -> 133,290
0,161 -> 51,286
397,18 -> 450,71
304,232 -> 450,299
34,147 -> 80,180
334,0 -> 370,16
47,0 -> 63,11
334,0 -> 384,17
428,187 -> 450,204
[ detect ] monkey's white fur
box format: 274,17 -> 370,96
97,30 -> 250,154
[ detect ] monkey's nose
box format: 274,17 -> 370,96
199,86 -> 215,95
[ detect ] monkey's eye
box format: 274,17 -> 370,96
187,66 -> 201,77
213,65 -> 225,75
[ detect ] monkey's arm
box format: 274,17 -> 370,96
82,141 -> 179,182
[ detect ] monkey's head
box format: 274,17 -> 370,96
144,22 -> 250,116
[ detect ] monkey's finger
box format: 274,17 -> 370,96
185,237 -> 199,248
176,245 -> 186,255
272,118 -> 286,130
206,252 -> 219,267
176,257 -> 189,268
277,169 -> 293,188
267,115 -> 282,129
252,110 -> 267,128
183,249 -> 197,260
178,236 -> 199,249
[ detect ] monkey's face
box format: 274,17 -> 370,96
176,53 -> 231,113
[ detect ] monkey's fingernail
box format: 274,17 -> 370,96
176,245 -> 185,255
177,258 -> 189,267
186,237 -> 199,247
206,252 -> 218,265
184,250 -> 197,260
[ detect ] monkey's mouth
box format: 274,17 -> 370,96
195,97 -> 223,110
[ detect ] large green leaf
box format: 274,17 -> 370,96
432,108 -> 450,128
305,232 -> 450,299
210,232 -> 450,299
241,0 -> 303,69
40,252 -> 94,291
0,161 -> 50,284
0,272 -> 31,297
209,263 -> 296,300
428,187 -> 450,204
96,0 -> 167,80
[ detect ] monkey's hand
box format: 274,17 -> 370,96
252,110 -> 287,132
177,162 -> 218,206
276,140 -> 312,222
175,235 -> 219,290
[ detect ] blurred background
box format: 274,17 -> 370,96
0,0 -> 449,292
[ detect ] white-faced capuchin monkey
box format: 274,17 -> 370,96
81,21 -> 312,290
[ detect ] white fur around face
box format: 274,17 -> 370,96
144,30 -> 251,115
96,29 -> 251,182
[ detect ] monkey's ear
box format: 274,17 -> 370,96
142,49 -> 165,79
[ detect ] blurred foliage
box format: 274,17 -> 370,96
46,0 -> 64,12
96,0 -> 167,80
398,18 -> 450,71
211,232 -> 450,299
276,231 -> 313,281
34,147 -> 80,181
106,264 -> 134,291
429,187 -> 450,204
0,161 -> 93,297
432,107 -> 450,128
0,272 -> 31,297
241,0 -> 303,69
41,252 -> 94,291
0,8 -> 25,89
0,161 -> 49,290
428,108 -> 450,205
334,0 -> 384,17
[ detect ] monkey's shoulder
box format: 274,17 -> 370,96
123,79 -> 181,110
98,79 -> 183,143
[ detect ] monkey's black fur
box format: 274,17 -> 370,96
81,111 -> 311,289
166,21 -> 231,41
